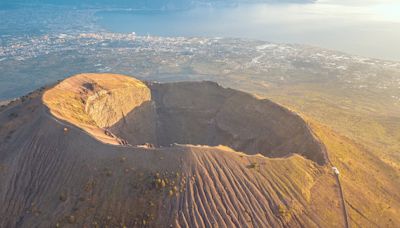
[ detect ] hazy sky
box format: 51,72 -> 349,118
98,0 -> 400,60
320,0 -> 399,5
242,0 -> 400,60
261,0 -> 400,23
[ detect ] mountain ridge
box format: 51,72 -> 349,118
0,73 -> 349,227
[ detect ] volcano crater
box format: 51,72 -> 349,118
43,73 -> 327,165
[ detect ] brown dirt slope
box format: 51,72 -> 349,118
0,73 -> 355,227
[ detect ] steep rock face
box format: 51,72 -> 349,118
42,73 -> 151,145
111,81 -> 327,165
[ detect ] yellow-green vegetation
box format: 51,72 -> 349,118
153,171 -> 185,197
261,84 -> 400,169
245,83 -> 400,227
309,120 -> 400,226
277,204 -> 291,220
218,77 -> 400,226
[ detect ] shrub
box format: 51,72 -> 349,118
67,215 -> 76,224
59,193 -> 67,202
247,162 -> 258,169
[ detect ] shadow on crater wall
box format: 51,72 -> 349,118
110,81 -> 327,165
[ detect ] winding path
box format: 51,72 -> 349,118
325,148 -> 350,228
335,174 -> 350,228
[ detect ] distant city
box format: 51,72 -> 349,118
0,4 -> 399,105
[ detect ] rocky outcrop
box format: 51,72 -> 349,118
42,73 -> 151,145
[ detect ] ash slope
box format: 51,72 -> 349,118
0,73 -> 343,227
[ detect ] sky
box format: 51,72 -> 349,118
318,0 -> 400,21
242,0 -> 400,60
